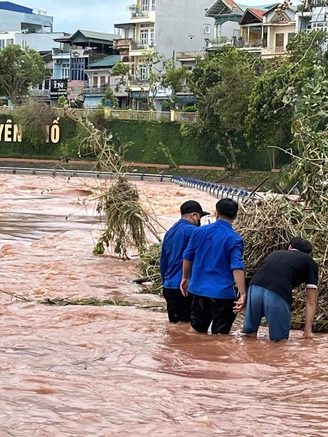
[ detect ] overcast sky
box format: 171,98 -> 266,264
15,0 -> 282,34
15,0 -> 132,34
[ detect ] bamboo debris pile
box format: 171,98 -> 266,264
94,176 -> 161,259
64,108 -> 162,259
138,244 -> 162,294
235,196 -> 328,331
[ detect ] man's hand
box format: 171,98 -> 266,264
180,278 -> 189,297
233,294 -> 246,314
232,269 -> 246,314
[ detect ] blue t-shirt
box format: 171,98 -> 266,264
183,219 -> 244,299
160,218 -> 196,289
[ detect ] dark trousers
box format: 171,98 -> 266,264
163,287 -> 193,323
190,294 -> 236,334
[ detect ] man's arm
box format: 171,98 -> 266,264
180,230 -> 198,297
303,287 -> 317,338
159,244 -> 167,281
180,259 -> 192,297
232,269 -> 247,313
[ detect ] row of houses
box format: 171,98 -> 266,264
0,0 -> 327,111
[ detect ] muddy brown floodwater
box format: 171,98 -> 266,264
0,174 -> 328,437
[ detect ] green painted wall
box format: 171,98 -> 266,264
0,114 -> 288,170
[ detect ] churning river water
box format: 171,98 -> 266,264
0,174 -> 327,437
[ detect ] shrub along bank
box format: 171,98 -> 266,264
0,114 -> 288,170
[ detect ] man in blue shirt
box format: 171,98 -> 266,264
181,198 -> 246,334
160,200 -> 209,323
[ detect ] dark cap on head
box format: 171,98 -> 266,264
180,200 -> 209,217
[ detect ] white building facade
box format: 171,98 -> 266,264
0,2 -> 53,33
114,0 -> 214,110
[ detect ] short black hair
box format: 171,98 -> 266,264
290,237 -> 312,254
216,198 -> 238,219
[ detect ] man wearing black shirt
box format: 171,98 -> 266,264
243,237 -> 318,340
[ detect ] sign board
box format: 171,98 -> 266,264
0,120 -> 60,144
50,79 -> 68,99
67,80 -> 84,100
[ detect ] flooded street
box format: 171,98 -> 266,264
0,174 -> 328,436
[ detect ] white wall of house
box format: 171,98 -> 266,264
263,8 -> 296,24
85,68 -> 129,96
262,8 -> 296,51
0,31 -> 64,51
265,24 -> 296,50
0,9 -> 53,32
155,0 -> 214,60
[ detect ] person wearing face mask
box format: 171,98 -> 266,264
160,200 -> 209,323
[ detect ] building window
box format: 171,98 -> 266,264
151,0 -> 155,11
140,29 -> 148,45
93,76 -> 98,87
100,76 -> 106,86
204,24 -> 211,34
0,40 -> 4,48
139,66 -> 149,81
71,57 -> 86,81
288,32 -> 296,42
6,39 -> 14,46
150,29 -> 155,45
22,40 -> 28,48
141,0 -> 149,11
61,63 -> 70,79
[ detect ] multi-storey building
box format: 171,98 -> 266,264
113,0 -> 215,109
50,30 -> 119,105
84,55 -> 129,108
207,0 -> 310,58
0,1 -> 53,33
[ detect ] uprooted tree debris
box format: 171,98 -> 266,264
64,108 -> 162,259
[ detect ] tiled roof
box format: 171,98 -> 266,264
248,8 -> 266,19
206,0 -> 276,18
74,30 -> 118,41
87,55 -> 121,68
206,0 -> 244,16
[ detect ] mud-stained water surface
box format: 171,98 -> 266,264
0,174 -> 328,437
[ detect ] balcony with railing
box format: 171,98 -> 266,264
130,40 -> 155,52
113,38 -> 133,50
29,89 -> 50,97
131,9 -> 149,18
84,85 -> 108,94
175,84 -> 193,95
261,46 -> 286,56
236,38 -> 266,49
129,6 -> 155,22
176,51 -> 202,60
129,75 -> 149,86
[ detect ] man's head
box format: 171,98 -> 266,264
289,237 -> 312,254
180,200 -> 209,226
215,198 -> 238,221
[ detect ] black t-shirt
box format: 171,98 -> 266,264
250,250 -> 319,306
